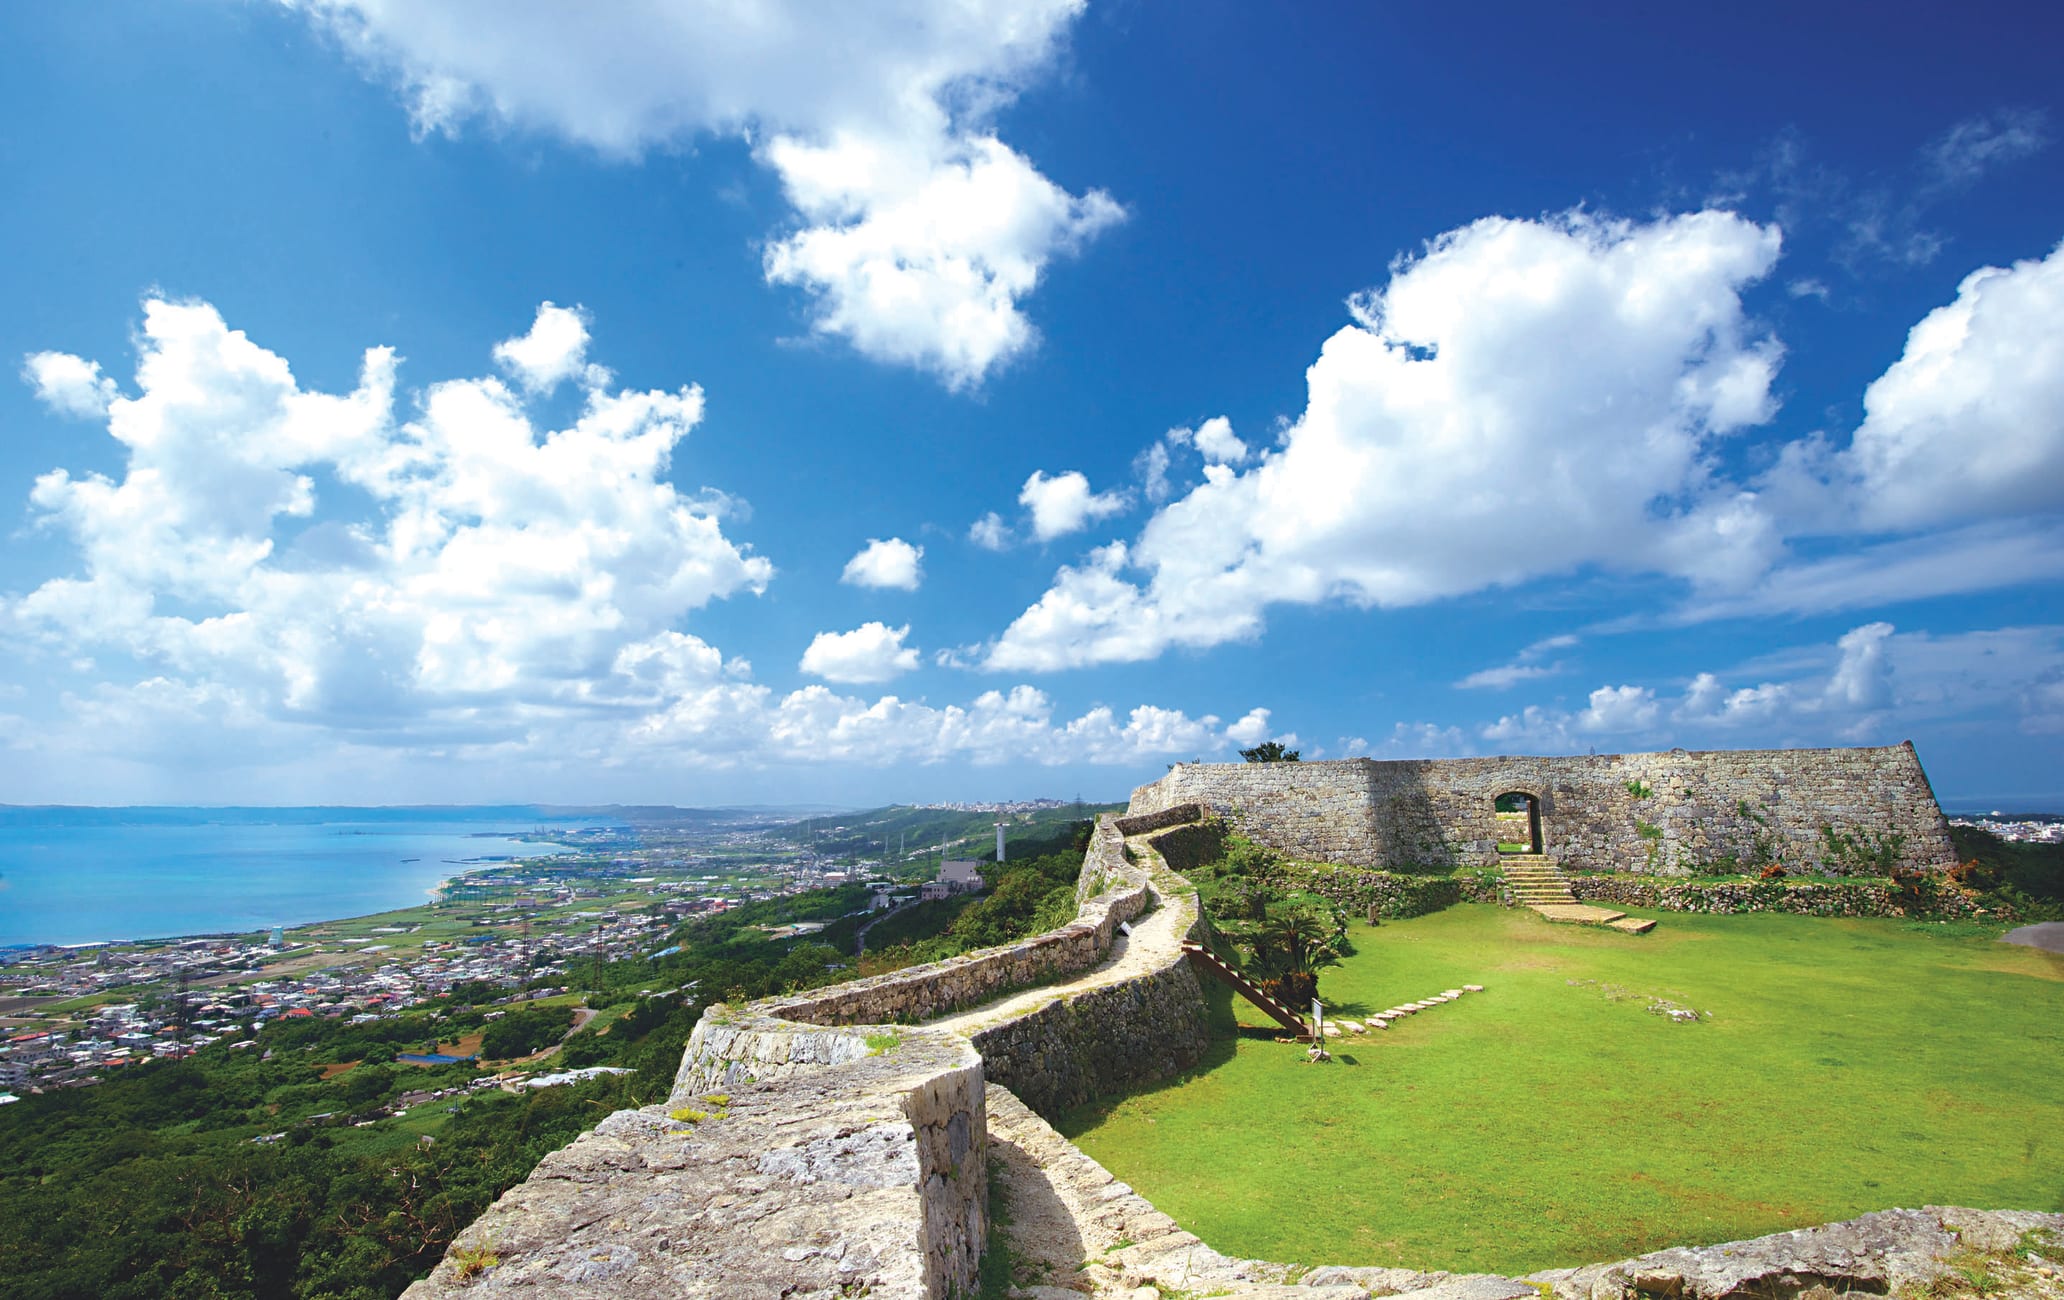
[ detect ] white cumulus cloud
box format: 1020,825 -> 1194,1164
968,511 -> 1012,551
1837,238 -> 2064,531
22,352 -> 119,420
492,301 -> 602,393
1019,469 -> 1130,543
1184,415 -> 1249,465
289,0 -> 1119,387
9,296 -> 771,739
1825,621 -> 1895,711
1224,707 -> 1275,748
987,208 -> 1787,670
6,299 -> 1257,793
841,537 -> 924,591
798,622 -> 921,684
763,131 -> 1123,388
1578,685 -> 1661,734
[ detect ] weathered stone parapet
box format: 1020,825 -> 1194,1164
1130,744 -> 1958,877
1568,873 -> 2007,920
402,1028 -> 985,1300
1284,865 -> 1499,918
1113,801 -> 1206,836
670,1011 -> 877,1096
746,819 -> 1150,1031
967,870 -> 1210,1116
1529,1206 -> 2064,1300
1144,816 -> 1227,872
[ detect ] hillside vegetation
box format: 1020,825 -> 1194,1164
0,822 -> 1105,1299
1950,824 -> 2064,916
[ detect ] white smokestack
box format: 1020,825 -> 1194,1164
996,820 -> 1006,863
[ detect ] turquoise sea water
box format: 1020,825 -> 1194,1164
0,808 -> 601,947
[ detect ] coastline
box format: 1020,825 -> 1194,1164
0,819 -> 585,950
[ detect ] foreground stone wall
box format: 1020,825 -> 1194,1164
1128,743 -> 1956,876
406,1028 -> 987,1299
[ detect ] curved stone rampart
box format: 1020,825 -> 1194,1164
740,817 -> 1148,1031
1129,743 -> 1957,876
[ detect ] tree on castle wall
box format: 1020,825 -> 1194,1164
1240,741 -> 1301,762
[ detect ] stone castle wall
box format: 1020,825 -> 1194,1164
744,819 -> 1147,1030
405,745 -> 1987,1298
967,908 -> 1208,1117
1127,742 -> 1956,876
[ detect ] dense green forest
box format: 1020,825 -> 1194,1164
0,824 -> 1101,1298
852,824 -> 1094,973
1948,823 -> 2064,917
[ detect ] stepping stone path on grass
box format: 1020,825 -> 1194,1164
1363,985 -> 1490,1032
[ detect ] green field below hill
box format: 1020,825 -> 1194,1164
1057,903 -> 2064,1277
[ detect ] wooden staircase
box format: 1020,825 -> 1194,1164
1181,942 -> 1310,1039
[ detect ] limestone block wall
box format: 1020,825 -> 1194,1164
1128,743 -> 1956,876
1112,801 -> 1207,836
1131,759 -> 1385,862
1143,818 -> 1228,873
970,888 -> 1210,1117
404,1028 -> 986,1300
753,820 -> 1146,1028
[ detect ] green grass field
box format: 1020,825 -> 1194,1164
1058,904 -> 2064,1276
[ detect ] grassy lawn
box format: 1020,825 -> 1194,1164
1057,903 -> 2064,1276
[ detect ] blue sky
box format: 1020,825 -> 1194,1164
4,1 -> 2062,808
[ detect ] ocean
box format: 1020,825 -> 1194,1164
0,806 -> 607,948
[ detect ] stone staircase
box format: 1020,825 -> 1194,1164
1498,854 -> 1656,934
1500,853 -> 1577,906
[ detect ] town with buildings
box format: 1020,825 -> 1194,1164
1949,814 -> 2064,845
0,811 -> 964,1101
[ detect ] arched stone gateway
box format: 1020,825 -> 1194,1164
1493,790 -> 1544,855
1127,743 -> 1956,875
